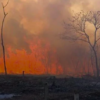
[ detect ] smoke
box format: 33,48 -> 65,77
0,0 -> 99,75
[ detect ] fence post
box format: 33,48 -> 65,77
23,71 -> 25,76
74,94 -> 79,100
44,83 -> 48,100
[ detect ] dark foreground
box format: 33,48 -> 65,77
0,75 -> 100,100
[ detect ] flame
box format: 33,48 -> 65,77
0,37 -> 63,75
0,37 -> 95,76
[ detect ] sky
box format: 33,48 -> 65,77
0,0 -> 100,75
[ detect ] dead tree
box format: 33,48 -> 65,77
90,47 -> 96,76
1,0 -> 9,75
62,11 -> 100,77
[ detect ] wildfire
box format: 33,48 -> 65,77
0,37 -> 63,75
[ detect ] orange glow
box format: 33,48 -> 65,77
0,37 -> 63,75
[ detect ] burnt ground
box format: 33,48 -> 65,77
0,75 -> 100,100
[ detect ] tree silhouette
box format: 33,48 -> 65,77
62,11 -> 100,77
1,0 -> 9,75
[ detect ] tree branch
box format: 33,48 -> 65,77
96,37 -> 100,43
62,35 -> 88,43
4,0 -> 9,8
1,0 -> 9,16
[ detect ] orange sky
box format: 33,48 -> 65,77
0,0 -> 100,75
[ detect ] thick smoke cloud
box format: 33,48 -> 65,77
0,0 -> 100,75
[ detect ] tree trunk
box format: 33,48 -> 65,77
1,14 -> 7,75
92,48 -> 99,77
2,44 -> 7,75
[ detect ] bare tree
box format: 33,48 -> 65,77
90,47 -> 96,76
63,11 -> 100,77
1,0 -> 9,75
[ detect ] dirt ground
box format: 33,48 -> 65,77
0,75 -> 100,100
